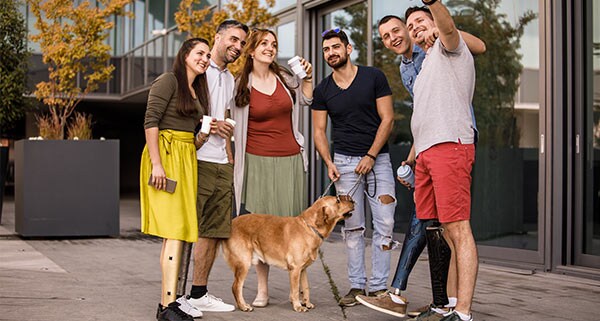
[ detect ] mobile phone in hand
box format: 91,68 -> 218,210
148,175 -> 177,193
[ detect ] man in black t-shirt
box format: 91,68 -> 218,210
311,29 -> 397,307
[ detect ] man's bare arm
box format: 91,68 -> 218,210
368,95 -> 394,157
460,31 -> 486,55
426,0 -> 460,51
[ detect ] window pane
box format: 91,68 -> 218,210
584,0 -> 600,256
276,21 -> 295,66
148,0 -> 165,41
372,0 -> 541,250
166,32 -> 187,72
468,1 -> 540,251
260,0 -> 295,13
134,0 -> 146,47
123,3 -> 133,52
147,38 -> 164,83
167,0 -> 178,28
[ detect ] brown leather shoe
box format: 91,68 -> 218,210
338,288 -> 366,307
355,293 -> 407,318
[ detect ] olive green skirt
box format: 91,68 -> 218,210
242,152 -> 306,217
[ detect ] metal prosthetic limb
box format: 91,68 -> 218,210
176,242 -> 193,298
161,239 -> 183,306
391,209 -> 427,291
426,223 -> 451,307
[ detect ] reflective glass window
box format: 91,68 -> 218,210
134,0 -> 147,48
584,0 -> 600,257
372,0 -> 541,251
149,0 -> 166,41
259,0 -> 295,13
276,21 -> 295,66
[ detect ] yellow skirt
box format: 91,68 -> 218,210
139,129 -> 198,242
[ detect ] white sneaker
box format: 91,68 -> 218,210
188,293 -> 235,312
175,296 -> 203,318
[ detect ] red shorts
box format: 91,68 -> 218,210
414,142 -> 475,223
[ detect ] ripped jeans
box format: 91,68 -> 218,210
334,153 -> 396,291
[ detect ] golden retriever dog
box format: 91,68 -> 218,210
221,195 -> 354,312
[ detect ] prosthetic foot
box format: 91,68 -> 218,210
176,242 -> 193,298
425,223 -> 451,307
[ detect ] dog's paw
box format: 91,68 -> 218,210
293,304 -> 309,312
239,304 -> 254,312
303,301 -> 315,309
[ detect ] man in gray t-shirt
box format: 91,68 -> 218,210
407,2 -> 478,321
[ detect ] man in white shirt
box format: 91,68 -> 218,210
179,20 -> 248,315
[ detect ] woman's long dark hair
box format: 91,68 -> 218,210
234,29 -> 297,107
173,37 -> 210,117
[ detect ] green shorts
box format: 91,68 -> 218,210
197,161 -> 233,238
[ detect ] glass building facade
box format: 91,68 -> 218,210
21,0 -> 600,279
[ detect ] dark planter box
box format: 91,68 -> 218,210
14,139 -> 120,237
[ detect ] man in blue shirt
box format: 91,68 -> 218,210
356,13 -> 485,320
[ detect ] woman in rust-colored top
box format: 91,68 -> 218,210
232,28 -> 314,308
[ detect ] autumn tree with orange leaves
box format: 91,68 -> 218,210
28,0 -> 131,139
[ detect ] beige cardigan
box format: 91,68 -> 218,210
230,72 -> 313,215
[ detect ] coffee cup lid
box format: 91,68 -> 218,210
287,56 -> 300,64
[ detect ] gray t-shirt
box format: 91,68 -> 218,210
411,35 -> 476,156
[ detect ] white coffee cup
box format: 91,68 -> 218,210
287,56 -> 307,79
396,164 -> 415,188
225,118 -> 236,127
200,115 -> 213,134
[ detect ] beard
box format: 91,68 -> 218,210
223,45 -> 241,64
326,54 -> 349,69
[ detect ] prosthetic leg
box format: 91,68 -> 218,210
176,242 -> 193,298
391,209 -> 427,291
161,239 -> 184,306
425,222 -> 451,307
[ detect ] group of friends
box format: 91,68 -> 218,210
139,1 -> 483,321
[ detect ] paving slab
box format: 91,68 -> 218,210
1,197 -> 599,321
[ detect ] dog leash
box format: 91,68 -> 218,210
320,171 -> 376,198
302,217 -> 324,240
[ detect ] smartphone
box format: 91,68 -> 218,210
148,175 -> 177,193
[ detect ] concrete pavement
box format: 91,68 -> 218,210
1,196 -> 599,321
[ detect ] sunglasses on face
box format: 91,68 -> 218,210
321,27 -> 341,37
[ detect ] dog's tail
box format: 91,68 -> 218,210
218,238 -> 235,270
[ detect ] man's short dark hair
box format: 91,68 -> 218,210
405,6 -> 433,22
378,15 -> 404,28
322,28 -> 350,47
216,19 -> 249,35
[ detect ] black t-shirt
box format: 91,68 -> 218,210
311,66 -> 392,156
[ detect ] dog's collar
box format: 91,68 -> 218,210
302,218 -> 324,240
